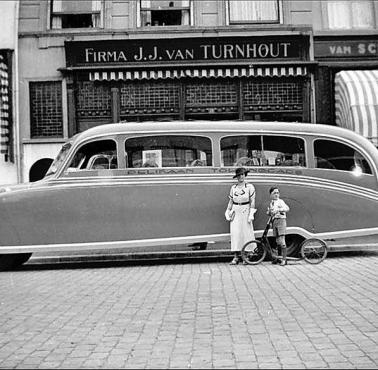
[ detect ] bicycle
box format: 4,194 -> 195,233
241,216 -> 328,265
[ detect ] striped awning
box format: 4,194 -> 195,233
335,70 -> 378,146
89,66 -> 308,81
0,53 -> 9,156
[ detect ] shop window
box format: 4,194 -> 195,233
228,0 -> 279,23
243,80 -> 303,113
51,0 -> 102,29
314,139 -> 372,174
140,0 -> 190,27
185,80 -> 238,117
30,81 -> 63,138
64,140 -> 117,172
120,82 -> 180,120
242,79 -> 305,121
125,135 -> 212,168
221,135 -> 306,167
76,82 -> 112,132
326,1 -> 375,29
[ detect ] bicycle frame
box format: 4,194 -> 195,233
260,216 -> 290,261
260,216 -> 275,255
241,217 -> 328,265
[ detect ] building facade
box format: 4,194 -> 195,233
0,0 -> 19,184
14,0 -> 378,183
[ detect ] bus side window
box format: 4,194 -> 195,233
64,139 -> 117,173
262,136 -> 306,167
125,135 -> 212,168
314,139 -> 372,174
220,135 -> 306,167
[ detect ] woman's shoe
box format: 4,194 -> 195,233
280,260 -> 287,266
229,257 -> 239,265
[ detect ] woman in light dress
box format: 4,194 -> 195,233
225,167 -> 256,265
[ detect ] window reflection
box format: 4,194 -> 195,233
64,140 -> 117,172
221,135 -> 306,167
45,142 -> 72,176
314,139 -> 372,174
125,135 -> 212,168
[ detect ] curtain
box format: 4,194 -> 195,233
51,0 -> 62,28
229,0 -> 278,22
327,1 -> 374,29
181,9 -> 190,25
352,1 -> 374,28
92,0 -> 102,27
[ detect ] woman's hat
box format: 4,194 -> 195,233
233,167 -> 249,178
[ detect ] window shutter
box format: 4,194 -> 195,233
58,0 -> 94,13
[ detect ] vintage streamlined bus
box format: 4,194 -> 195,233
1,120 -> 378,269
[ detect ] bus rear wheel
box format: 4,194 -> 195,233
0,253 -> 32,271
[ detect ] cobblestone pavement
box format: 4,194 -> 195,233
0,252 -> 377,369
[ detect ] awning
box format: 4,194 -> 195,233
0,53 -> 9,156
89,66 -> 308,81
335,70 -> 378,146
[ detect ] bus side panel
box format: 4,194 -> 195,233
1,177 -> 377,248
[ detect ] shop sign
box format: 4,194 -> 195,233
315,40 -> 378,58
65,36 -> 307,66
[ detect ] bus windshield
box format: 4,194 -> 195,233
45,142 -> 72,177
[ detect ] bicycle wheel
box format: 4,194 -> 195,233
300,238 -> 328,264
241,239 -> 267,265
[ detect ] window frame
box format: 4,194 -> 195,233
219,133 -> 307,168
137,0 -> 193,27
226,0 -> 281,25
49,0 -> 104,30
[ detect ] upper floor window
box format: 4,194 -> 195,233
140,0 -> 190,27
51,0 -> 102,29
326,1 -> 375,29
228,0 -> 279,24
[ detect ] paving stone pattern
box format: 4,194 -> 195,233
0,254 -> 377,369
